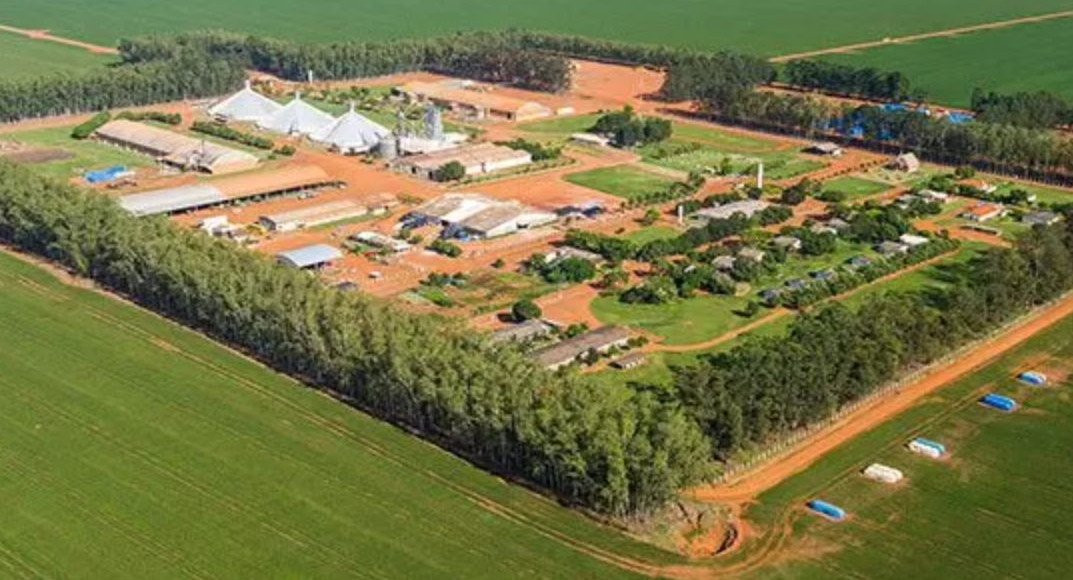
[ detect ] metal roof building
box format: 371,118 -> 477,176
532,326 -> 632,370
118,165 -> 342,217
391,142 -> 532,180
94,120 -> 259,174
311,103 -> 391,154
259,200 -> 371,232
696,200 -> 771,221
208,80 -> 284,122
398,81 -> 553,122
411,193 -> 556,239
276,244 -> 344,269
257,93 -> 336,136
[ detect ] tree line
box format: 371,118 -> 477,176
672,217 -> 1073,456
970,89 -> 1073,129
781,59 -> 916,102
0,160 -> 711,517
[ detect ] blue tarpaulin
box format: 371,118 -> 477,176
1018,371 -> 1048,386
84,165 -> 127,184
981,393 -> 1017,412
807,499 -> 846,521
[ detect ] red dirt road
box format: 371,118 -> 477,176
693,290 -> 1073,503
0,24 -> 118,54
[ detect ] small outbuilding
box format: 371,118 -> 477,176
1023,211 -> 1061,227
899,233 -> 930,247
980,393 -> 1017,412
276,244 -> 343,269
888,152 -> 920,173
806,142 -> 844,157
862,463 -> 904,484
1018,371 -> 1048,386
612,352 -> 648,370
806,499 -> 846,521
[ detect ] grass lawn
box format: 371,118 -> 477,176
669,123 -> 780,152
819,16 -> 1073,107
738,310 -> 1073,578
6,0 -> 1070,57
519,113 -> 602,135
838,241 -> 986,310
993,180 -> 1073,207
0,29 -> 114,80
624,226 -> 680,245
564,164 -> 676,200
450,270 -> 560,314
939,215 -> 1031,238
591,292 -> 755,346
0,251 -> 678,578
640,141 -> 823,181
4,126 -> 153,180
820,176 -> 891,201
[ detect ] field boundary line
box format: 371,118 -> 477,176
770,10 -> 1073,62
0,24 -> 118,55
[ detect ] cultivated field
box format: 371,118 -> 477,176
819,16 -> 1073,107
0,29 -> 113,79
4,0 -> 1072,56
735,309 -> 1073,578
0,251 -> 677,579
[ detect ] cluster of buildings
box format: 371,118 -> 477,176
390,142 -> 533,180
397,80 -> 553,122
695,199 -> 771,222
257,194 -> 398,232
404,193 -> 557,240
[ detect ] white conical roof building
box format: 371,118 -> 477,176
257,92 -> 336,136
311,103 -> 391,154
208,80 -> 284,123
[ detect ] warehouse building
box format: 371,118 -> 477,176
94,120 -> 259,174
259,199 -> 372,232
391,142 -> 532,180
695,200 -> 771,221
348,231 -> 412,253
397,81 -> 553,122
311,103 -> 391,154
276,244 -> 343,269
208,80 -> 284,122
119,165 -> 342,217
489,319 -> 557,345
532,326 -> 631,370
406,193 -> 557,239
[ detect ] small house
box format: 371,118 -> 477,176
917,189 -> 950,202
958,178 -> 997,194
960,203 -> 1005,223
847,255 -> 873,269
712,255 -> 737,271
612,352 -> 648,370
773,235 -> 803,251
876,241 -> 909,255
806,142 -> 844,157
888,152 -> 920,173
737,247 -> 767,263
898,233 -> 930,247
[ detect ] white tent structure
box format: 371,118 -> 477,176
311,103 -> 390,154
257,92 -> 336,137
208,80 -> 283,122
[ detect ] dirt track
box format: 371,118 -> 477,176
0,24 -> 118,54
770,10 -> 1073,62
692,290 -> 1073,503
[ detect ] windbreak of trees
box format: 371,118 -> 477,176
970,89 -> 1073,129
781,60 -> 915,102
118,30 -> 573,92
673,219 -> 1073,456
0,53 -> 246,122
0,161 -> 712,517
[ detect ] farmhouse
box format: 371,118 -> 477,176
917,189 -> 950,202
257,93 -> 336,137
737,247 -> 766,263
208,80 -> 283,122
612,352 -> 648,370
888,152 -> 920,173
773,235 -> 802,251
276,244 -> 343,269
488,319 -> 556,345
311,104 -> 391,154
408,193 -> 557,239
118,165 -> 341,217
713,255 -> 736,271
258,200 -> 372,232
961,203 -> 1005,222
846,255 -> 873,269
899,233 -> 930,247
1023,211 -> 1060,226
806,142 -> 844,157
958,178 -> 997,194
695,199 -> 771,221
94,120 -> 259,174
397,81 -> 552,122
532,325 -> 632,370
391,142 -> 532,180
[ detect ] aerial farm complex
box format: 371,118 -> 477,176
2,5 -> 1073,578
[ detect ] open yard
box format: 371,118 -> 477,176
738,309 -> 1073,578
639,140 -> 824,181
819,175 -> 891,201
2,126 -> 153,181
4,0 -> 1072,57
564,164 -> 677,200
818,16 -> 1073,107
0,251 -> 673,579
0,29 -> 114,79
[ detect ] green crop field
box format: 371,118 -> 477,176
736,308 -> 1073,579
4,0 -> 1071,57
564,164 -> 677,200
0,29 -> 114,79
0,251 -> 681,579
819,17 -> 1073,107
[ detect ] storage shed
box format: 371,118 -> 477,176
980,393 -> 1017,412
276,244 -> 343,269
806,499 -> 846,521
259,200 -> 370,232
94,120 -> 259,174
862,463 -> 904,484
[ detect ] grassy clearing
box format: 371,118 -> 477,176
3,126 -> 152,180
820,176 -> 891,201
993,180 -> 1073,206
819,16 -> 1073,107
519,113 -> 602,135
639,141 -> 823,181
6,0 -> 1070,56
591,292 -> 755,346
838,241 -> 986,309
564,164 -> 676,200
0,29 -> 114,79
0,251 -> 679,578
623,226 -> 680,245
738,310 -> 1073,579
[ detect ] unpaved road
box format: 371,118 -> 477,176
0,24 -> 118,54
770,10 -> 1073,62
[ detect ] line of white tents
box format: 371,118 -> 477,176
208,81 -> 390,154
